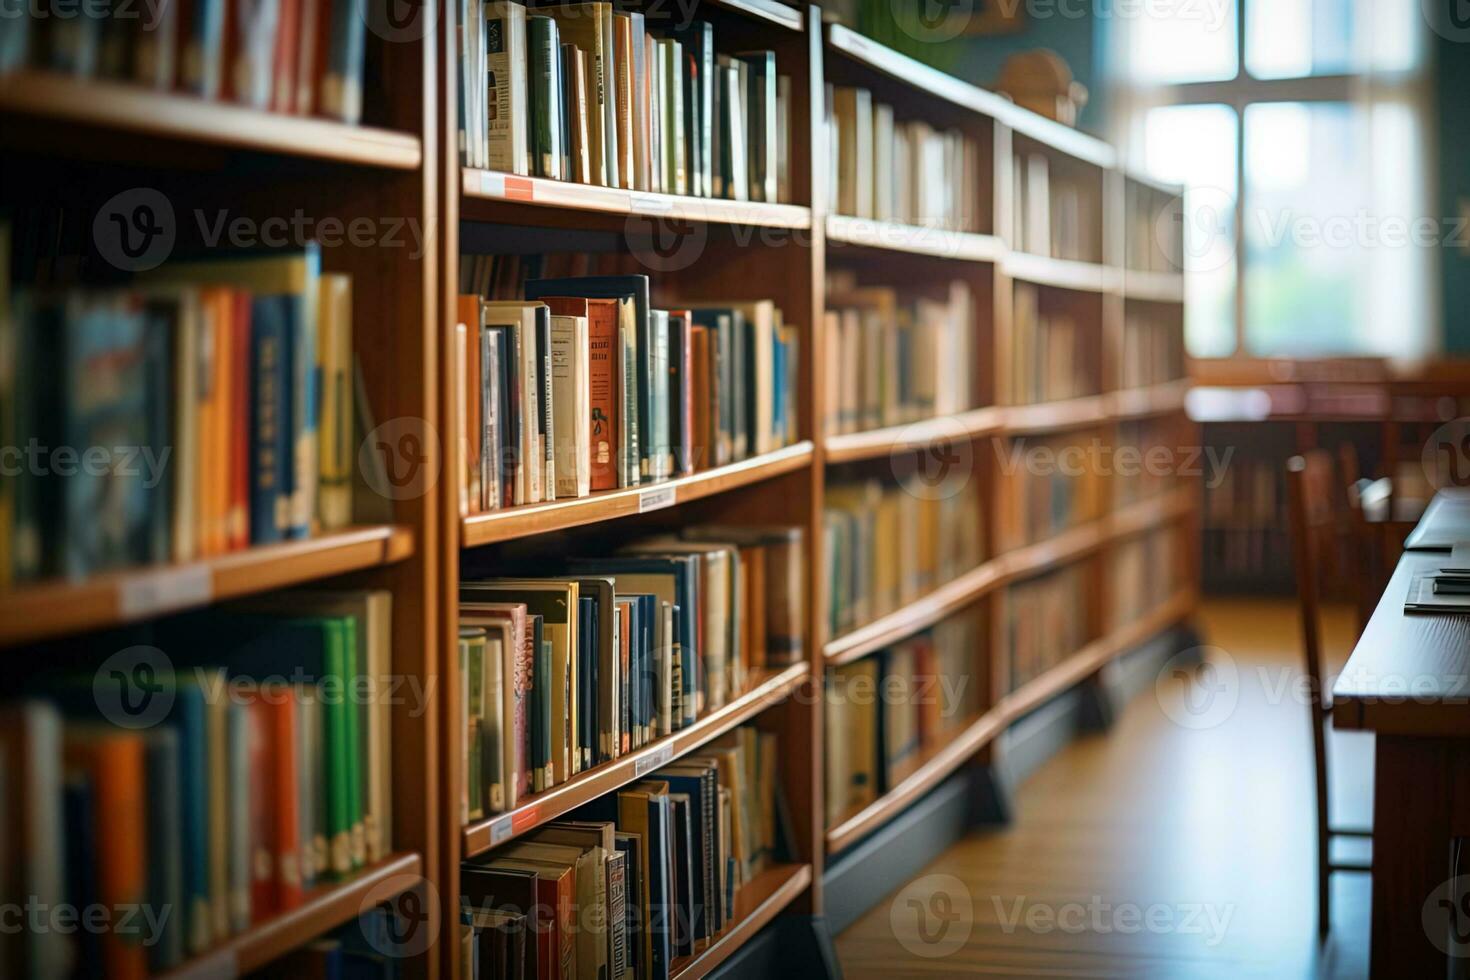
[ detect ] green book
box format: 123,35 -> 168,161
336,616 -> 365,870
324,624 -> 352,875
528,15 -> 563,179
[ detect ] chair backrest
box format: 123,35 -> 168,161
1338,444 -> 1377,636
1286,451 -> 1335,719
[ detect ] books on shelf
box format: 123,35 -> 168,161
1010,282 -> 1095,405
824,612 -> 982,825
0,590 -> 394,976
1109,526 -> 1181,628
1010,150 -> 1100,262
999,430 -> 1104,547
1125,178 -> 1181,274
461,2 -> 793,204
823,475 -> 984,638
1005,564 -> 1089,692
457,523 -> 804,818
821,274 -> 975,436
5,0 -> 368,122
2,244 -> 361,586
256,906 -> 412,978
1121,304 -> 1185,390
1115,418 -> 1186,508
825,83 -> 979,230
460,723 -> 783,980
456,274 -> 801,513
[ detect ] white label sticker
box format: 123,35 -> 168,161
119,564 -> 211,619
629,192 -> 675,215
634,743 -> 674,777
480,171 -> 505,197
489,814 -> 513,846
639,486 -> 676,513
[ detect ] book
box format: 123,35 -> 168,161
486,1 -> 531,174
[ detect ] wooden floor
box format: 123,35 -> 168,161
836,599 -> 1375,978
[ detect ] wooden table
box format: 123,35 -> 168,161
1333,490 -> 1470,976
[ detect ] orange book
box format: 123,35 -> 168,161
690,325 -> 711,473
65,729 -> 147,980
268,684 -> 303,910
228,291 -> 253,549
458,295 -> 483,514
581,297 -> 621,491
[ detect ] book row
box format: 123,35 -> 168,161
826,84 -> 982,232
1,245 -> 358,587
459,724 -> 782,980
1011,282 -> 1095,405
1115,418 -> 1188,508
456,275 -> 800,511
820,275 -> 977,437
1124,180 -> 1181,275
255,908 -> 402,978
1011,150 -> 1102,264
1109,526 -> 1182,628
823,475 -> 985,638
462,1 -> 791,204
998,430 -> 1104,548
1121,305 -> 1186,390
0,0 -> 367,123
0,590 -> 394,978
824,613 -> 982,825
457,524 -> 803,817
1004,564 -> 1089,693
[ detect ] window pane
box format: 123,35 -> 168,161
1144,104 -> 1239,358
1246,0 -> 1422,78
1128,0 -> 1238,83
1243,103 -> 1368,354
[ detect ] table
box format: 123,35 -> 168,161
1333,490 -> 1470,976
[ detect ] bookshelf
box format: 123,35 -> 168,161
2,3 -> 1195,977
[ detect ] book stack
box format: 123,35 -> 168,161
0,590 -> 394,976
461,1 -> 792,203
460,724 -> 780,980
457,524 -> 804,819
1,0 -> 369,122
821,275 -> 975,436
1121,305 -> 1185,389
457,274 -> 800,512
2,245 -> 359,587
825,84 -> 980,230
1011,151 -> 1100,262
824,612 -> 982,824
999,431 -> 1104,546
1109,527 -> 1179,626
1116,418 -> 1184,507
1005,565 -> 1089,692
1010,282 -> 1093,405
823,476 -> 984,637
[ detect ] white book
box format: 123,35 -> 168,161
486,1 -> 529,174
550,314 -> 592,499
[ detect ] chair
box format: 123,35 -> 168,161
1285,452 -> 1373,936
1338,443 -> 1418,637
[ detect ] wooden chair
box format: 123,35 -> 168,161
1286,452 -> 1373,936
1338,443 -> 1418,637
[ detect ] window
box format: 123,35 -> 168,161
1113,0 -> 1431,358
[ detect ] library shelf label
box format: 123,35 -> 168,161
488,814 -> 513,847
634,743 -> 676,777
639,485 -> 678,513
118,564 -> 212,619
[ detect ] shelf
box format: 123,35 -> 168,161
1004,252 -> 1114,292
825,711 -> 1006,853
825,590 -> 1194,853
669,863 -> 812,980
1001,395 -> 1110,434
461,442 -> 814,548
825,561 -> 1007,665
1111,487 -> 1197,541
0,526 -> 415,646
158,852 -> 423,979
462,663 -> 809,857
1121,270 -> 1186,303
706,0 -> 805,31
1110,379 -> 1190,420
824,407 -> 1003,465
0,72 -> 423,169
462,170 -> 812,229
825,215 -> 1004,262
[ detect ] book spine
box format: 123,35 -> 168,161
538,310 -> 556,500
528,16 -> 559,179
486,3 -> 529,174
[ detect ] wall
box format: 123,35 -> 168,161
1437,34 -> 1470,354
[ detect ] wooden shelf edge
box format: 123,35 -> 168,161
825,711 -> 1007,853
461,442 -> 814,548
825,215 -> 1004,262
1110,487 -> 1197,540
160,853 -> 424,979
462,169 -> 812,229
1003,252 -> 1114,292
462,663 -> 809,858
825,561 -> 1006,664
1121,271 -> 1186,304
823,407 -> 1004,465
0,525 -> 416,646
1000,395 -> 1110,434
669,863 -> 812,980
708,0 -> 805,31
1109,380 -> 1190,420
0,71 -> 423,168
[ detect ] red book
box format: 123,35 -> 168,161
293,0 -> 322,114
247,695 -> 277,920
267,684 -> 303,910
273,0 -> 302,112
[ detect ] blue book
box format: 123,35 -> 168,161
169,671 -> 215,956
657,768 -> 716,939
249,297 -> 291,544
62,774 -> 103,978
145,726 -> 185,970
666,793 -> 696,956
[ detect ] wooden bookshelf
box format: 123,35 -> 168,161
670,863 -> 814,980
1003,252 -> 1115,293
0,526 -> 415,646
461,663 -> 809,857
1001,394 -> 1111,433
0,71 -> 424,168
1121,270 -> 1187,304
825,215 -> 1005,262
461,442 -> 814,548
157,853 -> 424,979
1111,378 -> 1191,420
824,407 -> 1004,465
